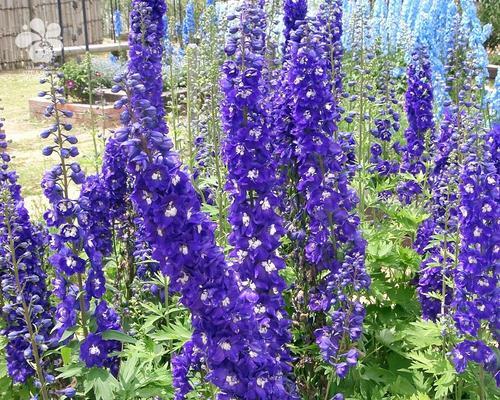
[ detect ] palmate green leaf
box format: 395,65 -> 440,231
360,364 -> 395,385
390,375 -> 417,395
84,367 -> 119,400
201,203 -> 219,219
434,371 -> 456,398
411,370 -> 432,393
404,320 -> 443,349
141,302 -> 165,317
377,328 -> 400,346
367,239 -> 394,260
148,320 -> 192,351
143,314 -> 164,332
119,354 -> 139,385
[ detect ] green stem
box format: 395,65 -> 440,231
76,272 -> 89,337
478,368 -> 486,400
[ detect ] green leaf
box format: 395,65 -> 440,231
404,320 -> 443,349
148,320 -> 192,350
102,330 -> 138,345
56,364 -> 84,379
377,328 -> 400,346
58,327 -> 78,343
61,346 -> 72,366
118,354 -> 139,384
85,368 -> 118,400
390,375 -> 417,395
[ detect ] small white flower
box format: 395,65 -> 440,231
464,183 -> 474,193
220,341 -> 232,351
262,260 -> 276,273
226,375 -> 239,386
269,224 -> 277,235
254,304 -> 266,314
237,249 -> 248,260
242,213 -> 250,226
321,191 -> 331,200
165,202 -> 177,217
236,144 -> 245,155
142,191 -> 152,205
152,171 -> 161,180
261,197 -> 270,210
66,257 -> 77,268
306,89 -> 316,98
250,128 -> 262,139
294,76 -> 304,85
180,244 -> 188,255
177,273 -> 189,284
249,237 -> 262,249
89,345 -> 101,356
247,169 -> 259,180
306,166 -> 316,177
482,203 -> 492,213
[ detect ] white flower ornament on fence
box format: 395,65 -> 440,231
15,18 -> 63,63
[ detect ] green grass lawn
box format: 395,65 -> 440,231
0,70 -> 103,218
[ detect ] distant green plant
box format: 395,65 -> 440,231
60,57 -> 126,103
489,52 -> 500,66
478,0 -> 499,50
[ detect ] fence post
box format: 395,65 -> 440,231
81,0 -> 90,51
57,0 -> 65,63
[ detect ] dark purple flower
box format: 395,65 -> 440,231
451,125 -> 499,382
123,1 -> 294,397
0,128 -> 52,385
221,1 -> 294,391
80,333 -> 109,368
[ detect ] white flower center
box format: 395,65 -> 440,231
165,202 -> 177,217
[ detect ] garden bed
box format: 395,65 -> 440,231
29,90 -> 187,127
29,97 -> 121,128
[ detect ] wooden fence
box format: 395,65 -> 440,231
0,0 -> 104,70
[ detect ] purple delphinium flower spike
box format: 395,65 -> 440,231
39,70 -> 120,371
0,125 -> 52,394
283,0 -> 307,52
221,0 -> 295,395
316,0 -> 344,103
416,109 -> 459,320
398,44 -> 435,204
121,1 -> 294,397
39,69 -> 87,340
286,14 -> 369,382
452,124 -> 499,383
